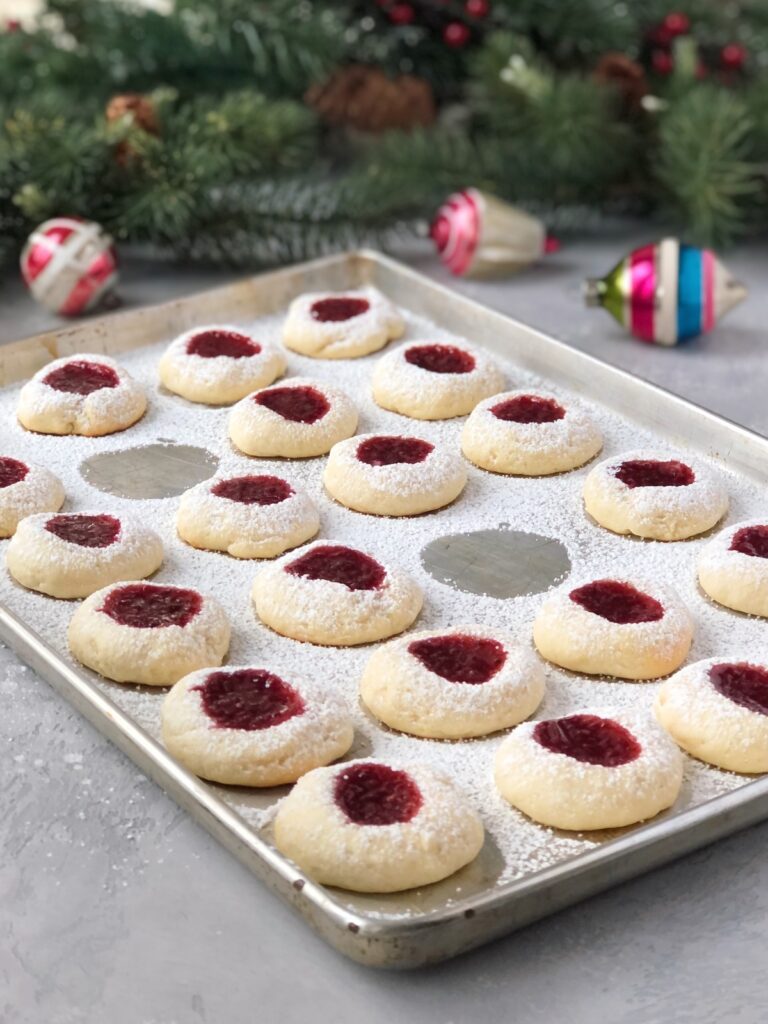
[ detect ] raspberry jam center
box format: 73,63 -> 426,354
569,579 -> 664,624
43,360 -> 120,395
0,457 -> 28,488
186,329 -> 260,359
356,436 -> 434,467
193,668 -> 305,730
212,474 -> 293,505
45,513 -> 121,548
404,344 -> 475,374
491,395 -> 565,424
615,459 -> 695,488
534,714 -> 642,767
709,662 -> 768,716
286,544 -> 385,591
254,385 -> 329,423
730,525 -> 768,559
310,296 -> 370,322
101,583 -> 202,628
334,763 -> 423,826
408,634 -> 506,684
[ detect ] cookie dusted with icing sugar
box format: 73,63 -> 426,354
252,541 -> 422,646
6,512 -> 163,599
583,449 -> 728,540
176,472 -> 319,559
656,658 -> 768,773
159,324 -> 286,405
0,457 -> 64,537
323,433 -> 467,517
461,390 -> 602,476
360,628 -> 545,739
371,341 -> 504,420
68,581 -> 230,686
273,759 -> 484,892
162,665 -> 354,786
17,354 -> 146,436
533,576 -> 693,680
697,520 -> 768,617
282,288 -> 404,360
228,377 -> 357,458
494,709 -> 683,831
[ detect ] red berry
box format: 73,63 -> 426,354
662,12 -> 690,36
388,2 -> 415,24
465,0 -> 491,16
652,49 -> 674,75
721,43 -> 747,70
444,21 -> 471,47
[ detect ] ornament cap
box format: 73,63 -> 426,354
583,277 -> 606,307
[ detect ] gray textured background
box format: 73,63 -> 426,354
2,233 -> 766,1024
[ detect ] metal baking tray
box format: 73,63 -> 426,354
2,250 -> 768,969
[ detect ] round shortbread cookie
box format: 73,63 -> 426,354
176,472 -> 319,559
228,377 -> 357,458
323,433 -> 467,517
282,288 -> 404,359
697,520 -> 768,617
159,324 -> 285,405
360,627 -> 545,738
371,340 -> 504,420
583,449 -> 728,540
0,457 -> 64,537
252,541 -> 422,646
655,657 -> 768,773
17,354 -> 146,436
6,512 -> 163,599
533,575 -> 693,680
494,708 -> 684,831
161,665 -> 354,786
461,390 -> 603,476
273,759 -> 484,892
68,581 -> 230,686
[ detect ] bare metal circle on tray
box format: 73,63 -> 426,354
421,527 -> 571,599
80,442 -> 219,499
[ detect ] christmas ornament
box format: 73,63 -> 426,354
305,65 -> 435,133
584,238 -> 747,346
431,189 -> 557,277
20,217 -> 119,317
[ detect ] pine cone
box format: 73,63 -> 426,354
306,65 -> 436,134
593,52 -> 648,112
106,93 -> 160,165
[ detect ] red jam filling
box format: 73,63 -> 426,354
709,662 -> 768,717
286,544 -> 385,591
186,329 -> 260,359
334,763 -> 423,826
193,668 -> 305,730
212,474 -> 293,505
101,583 -> 202,628
570,579 -> 664,624
310,297 -> 370,322
356,436 -> 434,467
0,457 -> 28,488
491,394 -> 565,424
43,360 -> 120,395
534,714 -> 642,767
730,525 -> 768,559
614,459 -> 695,488
254,385 -> 329,424
45,513 -> 121,548
408,634 -> 506,684
404,344 -> 475,375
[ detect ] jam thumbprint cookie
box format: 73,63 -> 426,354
372,341 -> 504,420
273,759 -> 484,892
323,433 -> 467,516
583,449 -> 728,540
462,390 -> 602,476
68,581 -> 230,686
697,520 -> 768,617
159,325 -> 285,405
533,576 -> 693,680
228,378 -> 357,458
7,512 -> 163,599
17,355 -> 146,436
162,666 -> 354,786
0,457 -> 64,537
494,709 -> 683,830
252,541 -> 422,645
282,288 -> 404,359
